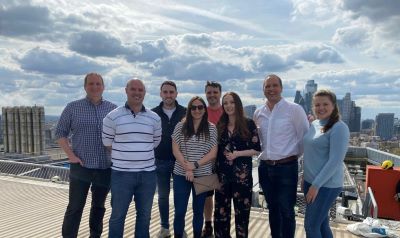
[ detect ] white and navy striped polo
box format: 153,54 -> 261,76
102,104 -> 162,172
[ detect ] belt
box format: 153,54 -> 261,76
262,155 -> 298,166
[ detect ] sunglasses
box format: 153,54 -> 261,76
190,105 -> 205,111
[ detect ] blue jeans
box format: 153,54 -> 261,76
156,159 -> 175,229
303,181 -> 341,238
62,163 -> 111,238
108,170 -> 156,238
258,160 -> 298,238
173,174 -> 207,238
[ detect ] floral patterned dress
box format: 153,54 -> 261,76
214,118 -> 261,238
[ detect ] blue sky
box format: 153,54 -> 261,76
0,0 -> 399,119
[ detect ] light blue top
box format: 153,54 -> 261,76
303,119 -> 350,189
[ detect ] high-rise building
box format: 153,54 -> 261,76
338,93 -> 352,125
304,80 -> 318,114
350,105 -> 361,132
337,93 -> 361,133
375,113 -> 394,140
394,118 -> 400,138
361,119 -> 374,130
2,106 -> 45,155
294,90 -> 306,112
0,115 -> 3,144
244,105 -> 257,119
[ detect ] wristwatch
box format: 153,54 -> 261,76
194,161 -> 200,169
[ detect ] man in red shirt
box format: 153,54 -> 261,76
202,81 -> 223,238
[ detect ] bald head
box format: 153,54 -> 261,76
126,78 -> 145,90
125,78 -> 146,110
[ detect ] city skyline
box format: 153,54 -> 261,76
0,1 -> 399,120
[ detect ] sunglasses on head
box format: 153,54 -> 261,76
190,105 -> 205,111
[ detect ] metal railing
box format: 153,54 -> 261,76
0,160 -> 69,182
362,187 -> 378,219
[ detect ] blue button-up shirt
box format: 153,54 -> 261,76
55,97 -> 117,169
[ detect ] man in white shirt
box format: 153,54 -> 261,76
253,74 -> 309,238
103,79 -> 162,238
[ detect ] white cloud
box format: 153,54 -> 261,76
182,33 -> 213,47
18,48 -> 109,75
0,4 -> 52,37
0,0 -> 398,119
69,31 -> 126,57
289,44 -> 344,64
332,25 -> 370,47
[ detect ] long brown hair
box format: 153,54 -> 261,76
217,92 -> 250,140
313,89 -> 340,133
182,96 -> 210,140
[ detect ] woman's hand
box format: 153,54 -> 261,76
224,150 -> 238,161
185,170 -> 194,182
306,186 -> 319,204
183,160 -> 195,171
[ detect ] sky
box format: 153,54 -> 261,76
0,0 -> 399,120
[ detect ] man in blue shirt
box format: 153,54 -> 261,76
56,73 -> 117,238
152,81 -> 186,238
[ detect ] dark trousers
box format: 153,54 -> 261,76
258,160 -> 298,238
62,163 -> 111,238
214,178 -> 253,238
156,159 -> 175,230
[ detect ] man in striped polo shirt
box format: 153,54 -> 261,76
102,79 -> 162,238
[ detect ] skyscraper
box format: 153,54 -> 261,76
337,93 -> 361,133
361,119 -> 374,130
304,80 -> 318,114
394,118 -> 400,138
294,90 -> 306,112
350,105 -> 361,132
0,115 -> 3,145
338,93 -> 352,126
2,106 -> 45,155
375,113 -> 395,140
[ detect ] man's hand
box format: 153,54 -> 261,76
69,155 -> 83,166
307,114 -> 315,124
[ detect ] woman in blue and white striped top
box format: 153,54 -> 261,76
172,96 -> 218,238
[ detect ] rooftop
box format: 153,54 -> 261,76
2,146 -> 400,237
0,176 -> 358,238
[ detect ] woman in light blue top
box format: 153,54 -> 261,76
303,89 -> 350,238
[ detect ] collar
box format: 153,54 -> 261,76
159,100 -> 179,109
125,102 -> 146,113
318,119 -> 329,126
265,98 -> 284,111
85,96 -> 103,105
